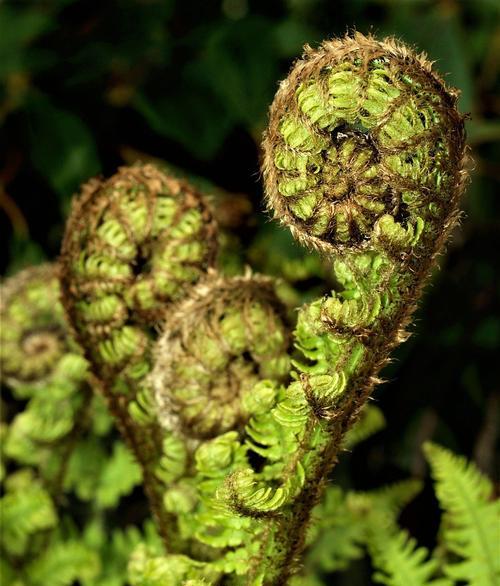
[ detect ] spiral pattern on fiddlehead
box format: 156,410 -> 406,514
1,265 -> 81,390
60,163 -> 218,382
151,272 -> 290,440
59,164 -> 219,549
263,33 -> 465,254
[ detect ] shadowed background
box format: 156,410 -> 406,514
1,1 -> 498,583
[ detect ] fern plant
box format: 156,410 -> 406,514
1,32 -> 497,586
0,265 -> 146,585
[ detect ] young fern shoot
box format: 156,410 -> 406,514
255,32 -> 467,583
54,32 -> 468,586
59,163 -> 218,547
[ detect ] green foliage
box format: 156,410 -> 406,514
369,531 -> 449,586
424,442 -> 500,586
24,540 -> 100,586
27,93 -> 101,201
362,443 -> 500,586
2,2 -> 498,585
0,471 -> 57,557
95,442 -> 142,508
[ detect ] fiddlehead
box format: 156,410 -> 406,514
1,265 -> 86,393
0,265 -> 99,574
146,273 -> 291,574
0,264 -> 90,472
152,272 -> 290,440
247,32 -> 467,583
59,163 -> 218,547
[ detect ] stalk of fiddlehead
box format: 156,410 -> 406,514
59,163 -> 218,547
245,32 -> 468,583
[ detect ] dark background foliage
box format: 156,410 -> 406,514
1,0 -> 498,582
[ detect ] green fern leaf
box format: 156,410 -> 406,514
96,442 -> 142,508
63,436 -> 107,501
424,442 -> 500,586
25,540 -> 100,586
371,530 -> 452,586
0,472 -> 57,556
127,545 -> 219,586
306,486 -> 365,572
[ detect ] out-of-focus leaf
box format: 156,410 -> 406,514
133,86 -> 235,160
27,93 -> 100,200
273,19 -> 320,57
0,6 -> 54,78
467,119 -> 500,144
473,317 -> 500,350
6,236 -> 46,275
191,17 -> 279,128
96,442 -> 142,508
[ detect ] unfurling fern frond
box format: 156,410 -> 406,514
424,442 -> 500,586
127,545 -> 219,586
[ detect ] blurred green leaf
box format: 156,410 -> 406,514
473,317 -> 500,350
193,17 -> 279,128
134,85 -> 235,160
273,19 -> 320,58
96,442 -> 142,508
6,236 -> 46,275
467,119 -> 500,144
27,93 -> 100,200
0,5 -> 55,78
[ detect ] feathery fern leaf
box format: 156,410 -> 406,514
96,442 -> 142,508
0,471 -> 57,556
424,442 -> 500,586
370,530 -> 452,586
25,540 -> 100,586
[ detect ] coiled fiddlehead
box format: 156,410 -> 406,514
145,273 -> 291,574
59,163 -> 218,546
0,264 -> 90,493
245,33 -> 467,583
152,272 -> 290,440
1,265 -> 85,392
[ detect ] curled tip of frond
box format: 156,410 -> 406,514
262,31 -> 467,257
151,272 -> 291,439
0,264 -> 78,388
59,163 -> 218,376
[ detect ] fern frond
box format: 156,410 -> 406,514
304,480 -> 423,577
63,436 -> 107,501
0,471 -> 57,556
424,442 -> 500,586
25,540 -> 100,586
96,442 -> 142,508
83,519 -> 161,586
305,486 -> 365,572
371,530 -> 452,586
127,545 -> 219,586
